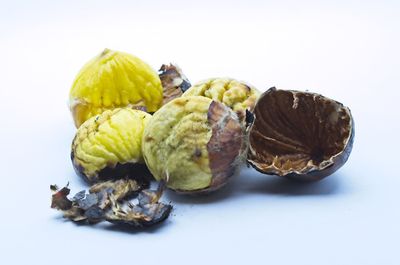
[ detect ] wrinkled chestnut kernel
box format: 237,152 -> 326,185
71,108 -> 152,184
142,96 -> 246,194
182,78 -> 260,119
248,87 -> 354,181
69,49 -> 163,127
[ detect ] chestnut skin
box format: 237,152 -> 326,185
247,87 -> 354,181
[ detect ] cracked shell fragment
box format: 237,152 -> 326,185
248,87 -> 354,181
69,49 -> 163,127
71,108 -> 152,183
142,96 -> 246,193
158,64 -> 191,105
50,180 -> 172,228
182,78 -> 260,118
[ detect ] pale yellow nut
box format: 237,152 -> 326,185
69,49 -> 163,127
182,78 -> 260,113
142,96 -> 245,193
71,108 -> 151,183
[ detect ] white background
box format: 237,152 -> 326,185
1,1 -> 399,264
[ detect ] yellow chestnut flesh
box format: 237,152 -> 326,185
182,78 -> 260,114
71,108 -> 151,183
69,49 -> 163,127
142,96 -> 245,193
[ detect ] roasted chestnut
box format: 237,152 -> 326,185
142,96 -> 246,193
71,108 -> 152,183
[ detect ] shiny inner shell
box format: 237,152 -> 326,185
248,88 -> 352,175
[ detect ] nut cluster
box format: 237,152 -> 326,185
68,48 -> 354,190
52,48 -> 355,229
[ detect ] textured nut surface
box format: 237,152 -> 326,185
142,96 -> 245,193
182,78 -> 260,115
248,87 -> 354,181
71,108 -> 151,183
69,49 -> 163,127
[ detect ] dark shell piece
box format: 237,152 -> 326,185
105,202 -> 172,228
248,87 -> 354,181
51,186 -> 72,210
206,101 -> 245,191
71,150 -> 153,185
172,101 -> 245,195
50,180 -> 171,228
159,64 -> 191,105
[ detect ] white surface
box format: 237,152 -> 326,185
1,1 -> 399,264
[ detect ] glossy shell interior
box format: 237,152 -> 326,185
248,87 -> 354,181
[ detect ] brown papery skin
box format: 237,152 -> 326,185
248,87 -> 354,181
158,64 -> 191,105
174,101 -> 245,195
206,101 -> 245,190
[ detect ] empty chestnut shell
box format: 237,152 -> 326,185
247,87 -> 354,181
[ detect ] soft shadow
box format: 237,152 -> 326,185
164,166 -> 349,202
101,219 -> 172,234
52,215 -> 171,234
164,175 -> 239,204
239,170 -> 347,196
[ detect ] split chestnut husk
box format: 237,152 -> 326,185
247,87 -> 354,181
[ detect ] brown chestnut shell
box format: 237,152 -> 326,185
158,64 -> 191,105
247,87 -> 354,181
207,101 -> 245,189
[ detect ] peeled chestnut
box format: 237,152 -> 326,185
142,96 -> 246,193
247,87 -> 354,181
182,78 -> 260,119
71,108 -> 152,183
69,49 -> 163,128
